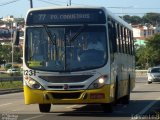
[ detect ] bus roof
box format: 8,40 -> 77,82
26,6 -> 132,30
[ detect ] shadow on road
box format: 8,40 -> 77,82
50,100 -> 160,118
56,104 -> 129,117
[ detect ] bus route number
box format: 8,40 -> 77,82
24,70 -> 36,76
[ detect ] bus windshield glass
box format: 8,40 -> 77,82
25,26 -> 107,71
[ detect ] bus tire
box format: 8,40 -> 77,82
101,103 -> 113,113
121,77 -> 130,104
114,77 -> 118,104
39,104 -> 51,113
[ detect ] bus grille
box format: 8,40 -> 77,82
51,92 -> 81,99
48,85 -> 85,89
39,75 -> 93,83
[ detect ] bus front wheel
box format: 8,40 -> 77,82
39,104 -> 51,113
121,78 -> 130,104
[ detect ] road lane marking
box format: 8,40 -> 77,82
66,105 -> 77,109
22,115 -> 44,120
138,97 -> 160,115
0,103 -> 12,107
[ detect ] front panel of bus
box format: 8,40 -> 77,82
23,8 -> 116,104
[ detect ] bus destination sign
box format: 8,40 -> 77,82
26,9 -> 106,25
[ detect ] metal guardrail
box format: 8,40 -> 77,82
0,76 -> 23,95
0,88 -> 23,95
0,77 -> 23,82
0,76 -> 23,94
136,70 -> 148,76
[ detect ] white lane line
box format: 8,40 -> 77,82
0,103 -> 12,107
22,115 -> 44,120
138,97 -> 160,115
144,83 -> 149,85
66,105 -> 77,109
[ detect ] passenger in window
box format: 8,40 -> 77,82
31,31 -> 45,61
87,36 -> 104,51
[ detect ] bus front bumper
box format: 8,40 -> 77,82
24,85 -> 114,105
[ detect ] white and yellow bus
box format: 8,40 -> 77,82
17,6 -> 135,113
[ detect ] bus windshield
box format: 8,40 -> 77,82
25,26 -> 107,71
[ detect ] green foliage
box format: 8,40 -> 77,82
9,71 -> 22,76
0,81 -> 22,89
146,34 -> 160,65
124,13 -> 160,69
142,13 -> 160,25
4,64 -> 12,70
136,34 -> 160,69
0,44 -> 22,64
123,13 -> 160,25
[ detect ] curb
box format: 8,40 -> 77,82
0,88 -> 23,95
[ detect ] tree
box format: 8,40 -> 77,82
123,15 -> 132,23
123,15 -> 142,24
142,13 -> 160,25
135,34 -> 160,69
145,34 -> 160,65
136,46 -> 150,69
0,44 -> 22,64
130,16 -> 142,24
122,12 -> 160,25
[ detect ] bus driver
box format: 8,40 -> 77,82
87,36 -> 104,51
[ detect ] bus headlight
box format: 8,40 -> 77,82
26,78 -> 44,90
88,76 -> 107,90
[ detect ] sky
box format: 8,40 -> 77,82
0,0 -> 160,18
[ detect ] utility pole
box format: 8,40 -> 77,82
69,0 -> 71,6
11,22 -> 13,68
30,0 -> 33,8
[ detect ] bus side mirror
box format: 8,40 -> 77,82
13,30 -> 20,45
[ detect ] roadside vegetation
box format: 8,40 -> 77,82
136,34 -> 160,69
123,13 -> 160,69
123,13 -> 160,25
0,81 -> 22,89
0,65 -> 23,89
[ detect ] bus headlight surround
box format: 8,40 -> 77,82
88,76 -> 107,90
26,77 -> 44,90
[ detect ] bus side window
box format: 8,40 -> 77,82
119,26 -> 123,53
108,19 -> 117,53
124,28 -> 128,54
116,24 -> 120,53
121,27 -> 125,53
131,32 -> 135,55
127,30 -> 130,55
129,31 -> 134,55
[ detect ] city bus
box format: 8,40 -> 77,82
16,6 -> 135,113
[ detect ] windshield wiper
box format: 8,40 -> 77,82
69,24 -> 87,43
43,25 -> 59,65
43,25 -> 56,45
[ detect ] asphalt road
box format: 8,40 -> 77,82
0,76 -> 160,120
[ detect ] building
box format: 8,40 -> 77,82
0,16 -> 24,44
132,24 -> 156,47
1,16 -> 14,22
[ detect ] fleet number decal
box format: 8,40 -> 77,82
24,70 -> 36,76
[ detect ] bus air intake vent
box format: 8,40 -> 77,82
51,92 -> 81,99
48,85 -> 84,89
39,75 -> 93,83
